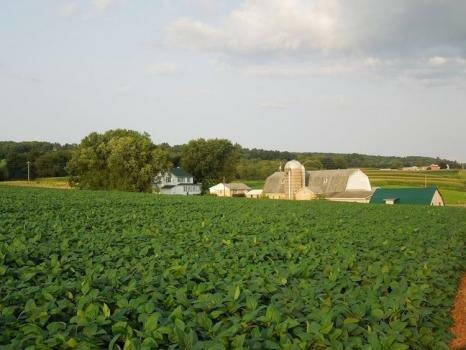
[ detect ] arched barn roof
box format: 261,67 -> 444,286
306,169 -> 360,194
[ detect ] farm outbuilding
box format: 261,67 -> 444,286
295,187 -> 316,201
370,187 -> 444,206
209,183 -> 251,197
262,160 -> 373,202
262,172 -> 285,199
427,164 -> 441,171
245,189 -> 263,198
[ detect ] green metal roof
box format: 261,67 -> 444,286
370,187 -> 440,205
170,167 -> 193,178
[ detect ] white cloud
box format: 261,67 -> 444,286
243,64 -> 349,78
146,62 -> 180,75
59,2 -> 79,17
166,0 -> 466,82
167,0 -> 346,53
92,0 -> 116,11
428,56 -> 448,66
168,0 -> 466,56
60,0 -> 122,20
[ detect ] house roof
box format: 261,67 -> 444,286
170,167 -> 193,178
209,183 -> 251,191
225,183 -> 251,190
370,187 -> 440,205
306,169 -> 360,194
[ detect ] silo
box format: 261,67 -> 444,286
283,160 -> 305,200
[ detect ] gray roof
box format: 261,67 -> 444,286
170,167 -> 193,178
225,183 -> 251,190
325,190 -> 374,199
263,172 -> 285,193
306,169 -> 360,194
263,169 -> 366,195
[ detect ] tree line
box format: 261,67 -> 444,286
0,141 -> 74,180
1,129 -> 462,191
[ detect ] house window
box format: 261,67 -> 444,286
179,177 -> 185,183
165,176 -> 171,183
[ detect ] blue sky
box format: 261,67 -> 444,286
1,0 -> 465,161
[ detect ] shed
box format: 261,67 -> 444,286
246,189 -> 263,199
295,187 -> 316,201
209,183 -> 251,197
370,187 -> 444,206
325,190 -> 374,203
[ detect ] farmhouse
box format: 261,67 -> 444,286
370,187 -> 444,206
153,167 -> 201,195
263,160 -> 373,203
209,183 -> 251,197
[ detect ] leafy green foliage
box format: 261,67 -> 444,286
34,150 -> 72,178
0,187 -> 465,349
0,159 -> 8,180
0,141 -> 75,180
181,138 -> 241,189
67,129 -> 170,192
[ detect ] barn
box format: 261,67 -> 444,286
370,187 -> 444,206
262,160 -> 373,202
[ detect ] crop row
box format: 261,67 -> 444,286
0,187 -> 465,349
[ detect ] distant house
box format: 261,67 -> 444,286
402,166 -> 419,171
153,167 -> 201,195
370,187 -> 444,206
246,189 -> 263,199
427,164 -> 441,171
209,183 -> 251,197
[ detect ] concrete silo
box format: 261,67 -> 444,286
283,160 -> 305,200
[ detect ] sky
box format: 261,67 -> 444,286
1,0 -> 465,162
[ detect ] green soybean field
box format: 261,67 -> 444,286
0,187 -> 465,349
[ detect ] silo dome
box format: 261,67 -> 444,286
284,160 -> 304,170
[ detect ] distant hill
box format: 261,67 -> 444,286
240,147 -> 462,169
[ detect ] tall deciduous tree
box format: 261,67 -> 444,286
67,129 -> 170,192
34,150 -> 72,178
181,138 -> 240,189
0,159 -> 8,180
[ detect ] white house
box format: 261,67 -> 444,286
153,167 -> 201,195
209,183 -> 251,197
